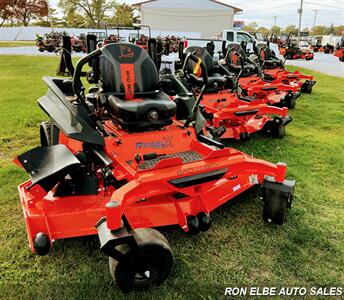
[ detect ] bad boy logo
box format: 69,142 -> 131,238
136,136 -> 174,150
118,45 -> 134,59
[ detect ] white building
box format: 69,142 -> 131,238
133,0 -> 242,39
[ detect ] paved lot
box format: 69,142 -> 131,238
286,52 -> 344,77
0,46 -> 85,58
1,46 -> 343,77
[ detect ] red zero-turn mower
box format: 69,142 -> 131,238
222,43 -> 300,109
14,43 -> 295,292
180,46 -> 292,141
281,42 -> 314,60
257,44 -> 316,94
334,40 -> 344,62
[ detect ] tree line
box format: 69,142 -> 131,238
243,22 -> 344,36
0,0 -> 138,28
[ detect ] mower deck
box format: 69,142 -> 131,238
18,137 -> 288,252
200,91 -> 289,140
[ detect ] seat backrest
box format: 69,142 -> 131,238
184,46 -> 215,74
257,44 -> 274,60
99,43 -> 160,100
225,43 -> 245,66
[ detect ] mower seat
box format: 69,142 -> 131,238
225,44 -> 259,76
258,45 -> 284,69
188,73 -> 227,87
98,43 -> 176,131
107,92 -> 176,131
184,46 -> 232,92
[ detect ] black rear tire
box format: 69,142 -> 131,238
109,228 -> 173,293
263,189 -> 288,225
40,121 -> 52,147
40,121 -> 59,147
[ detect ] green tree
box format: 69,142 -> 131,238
58,0 -> 113,28
33,8 -> 66,27
284,25 -> 297,35
248,21 -> 258,30
107,3 -> 139,27
334,25 -> 344,36
256,27 -> 269,35
311,25 -> 328,35
327,24 -> 335,35
243,25 -> 254,32
270,25 -> 281,35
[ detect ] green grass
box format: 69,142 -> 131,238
0,55 -> 343,299
0,41 -> 36,47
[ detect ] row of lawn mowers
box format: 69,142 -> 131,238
15,34 -> 316,292
36,32 -> 87,53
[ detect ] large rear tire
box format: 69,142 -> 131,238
109,228 -> 173,293
40,121 -> 59,146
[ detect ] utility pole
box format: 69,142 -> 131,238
273,16 -> 277,27
313,9 -> 318,29
297,0 -> 304,43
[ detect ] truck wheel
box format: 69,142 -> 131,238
263,189 -> 288,225
109,228 -> 173,293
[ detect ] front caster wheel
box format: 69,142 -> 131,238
287,96 -> 296,109
271,123 -> 286,139
33,232 -> 51,256
263,189 -> 289,225
109,228 -> 173,293
264,119 -> 286,139
301,82 -> 313,94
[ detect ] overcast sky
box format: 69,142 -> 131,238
50,0 -> 344,29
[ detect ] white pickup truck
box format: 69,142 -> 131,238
184,29 -> 281,59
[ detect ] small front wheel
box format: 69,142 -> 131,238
109,228 -> 173,293
271,123 -> 286,139
287,96 -> 296,109
263,189 -> 288,225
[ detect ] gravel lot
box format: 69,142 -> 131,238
1,46 -> 343,77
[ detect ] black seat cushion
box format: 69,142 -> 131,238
107,91 -> 176,131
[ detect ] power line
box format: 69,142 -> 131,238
304,1 -> 344,10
